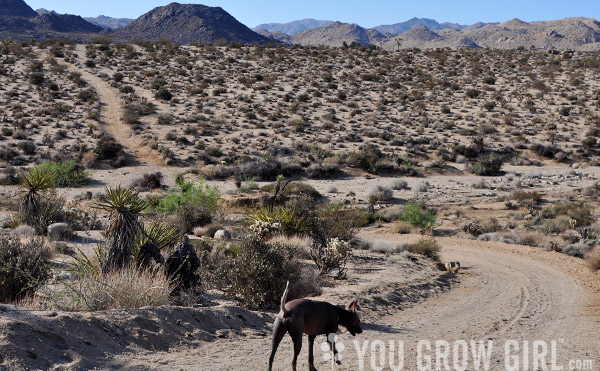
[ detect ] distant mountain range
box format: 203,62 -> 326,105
0,0 -> 102,40
253,19 -> 333,35
0,0 -> 598,50
261,17 -> 600,51
84,15 -> 133,30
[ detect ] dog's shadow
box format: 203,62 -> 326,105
362,322 -> 407,334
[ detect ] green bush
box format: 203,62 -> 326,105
346,144 -> 382,173
406,238 -> 441,261
36,160 -> 90,187
250,205 -> 311,237
157,179 -> 220,231
542,201 -> 594,227
468,152 -> 505,176
260,181 -> 321,199
94,135 -> 123,160
399,199 -> 438,232
0,237 -> 50,302
226,237 -> 302,309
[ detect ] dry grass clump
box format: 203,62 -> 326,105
27,265 -> 172,311
367,184 -> 393,202
586,247 -> 600,271
406,238 -> 441,261
268,234 -> 312,259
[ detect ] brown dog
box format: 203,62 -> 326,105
268,282 -> 362,371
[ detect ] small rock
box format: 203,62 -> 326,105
214,229 -> 232,241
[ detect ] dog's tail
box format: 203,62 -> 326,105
280,281 -> 290,315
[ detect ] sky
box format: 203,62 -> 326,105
24,0 -> 600,28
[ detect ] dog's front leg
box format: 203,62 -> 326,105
328,337 -> 342,365
308,335 -> 317,371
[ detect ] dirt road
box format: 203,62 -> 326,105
115,234 -> 599,371
64,47 -> 165,167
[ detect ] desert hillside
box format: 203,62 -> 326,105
0,32 -> 599,370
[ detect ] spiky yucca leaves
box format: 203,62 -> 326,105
97,185 -> 148,272
136,222 -> 184,252
19,167 -> 56,227
134,222 -> 184,268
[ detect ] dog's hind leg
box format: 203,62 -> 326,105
289,327 -> 303,371
308,335 -> 317,371
268,318 -> 286,371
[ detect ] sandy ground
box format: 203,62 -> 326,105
107,232 -> 600,371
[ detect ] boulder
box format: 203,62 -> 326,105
47,222 -> 72,241
213,229 -> 232,241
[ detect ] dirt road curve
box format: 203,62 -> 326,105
117,235 -> 600,371
63,47 -> 165,167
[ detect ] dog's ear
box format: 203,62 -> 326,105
346,300 -> 358,312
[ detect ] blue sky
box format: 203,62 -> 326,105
25,0 -> 600,28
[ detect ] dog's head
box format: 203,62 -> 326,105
344,300 -> 363,336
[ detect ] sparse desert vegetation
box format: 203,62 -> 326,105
0,36 -> 599,370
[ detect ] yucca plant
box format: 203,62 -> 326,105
250,206 -> 310,236
134,221 -> 184,268
97,185 -> 148,272
19,166 -> 56,227
136,221 -> 184,253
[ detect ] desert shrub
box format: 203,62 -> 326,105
466,89 -> 480,98
131,172 -> 163,191
250,205 -> 311,237
367,185 -> 393,202
395,221 -> 412,234
113,72 -> 124,82
467,152 -> 505,176
406,238 -> 441,261
310,205 -> 367,278
236,158 -> 300,181
36,160 -> 90,187
49,258 -> 172,311
63,207 -> 103,231
226,237 -> 303,309
238,177 -> 258,193
512,190 -> 543,207
541,202 -> 594,227
305,161 -> 341,179
414,182 -> 429,193
157,179 -> 220,231
18,140 -> 36,155
399,199 -> 438,232
193,222 -> 224,238
346,144 -> 382,172
461,221 -> 484,236
586,247 -> 600,270
77,89 -> 96,103
94,135 -> 123,160
155,87 -> 173,101
0,237 -> 50,302
261,181 -> 321,200
562,243 -> 591,258
122,108 -> 139,126
29,72 -> 44,85
390,179 -> 408,190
